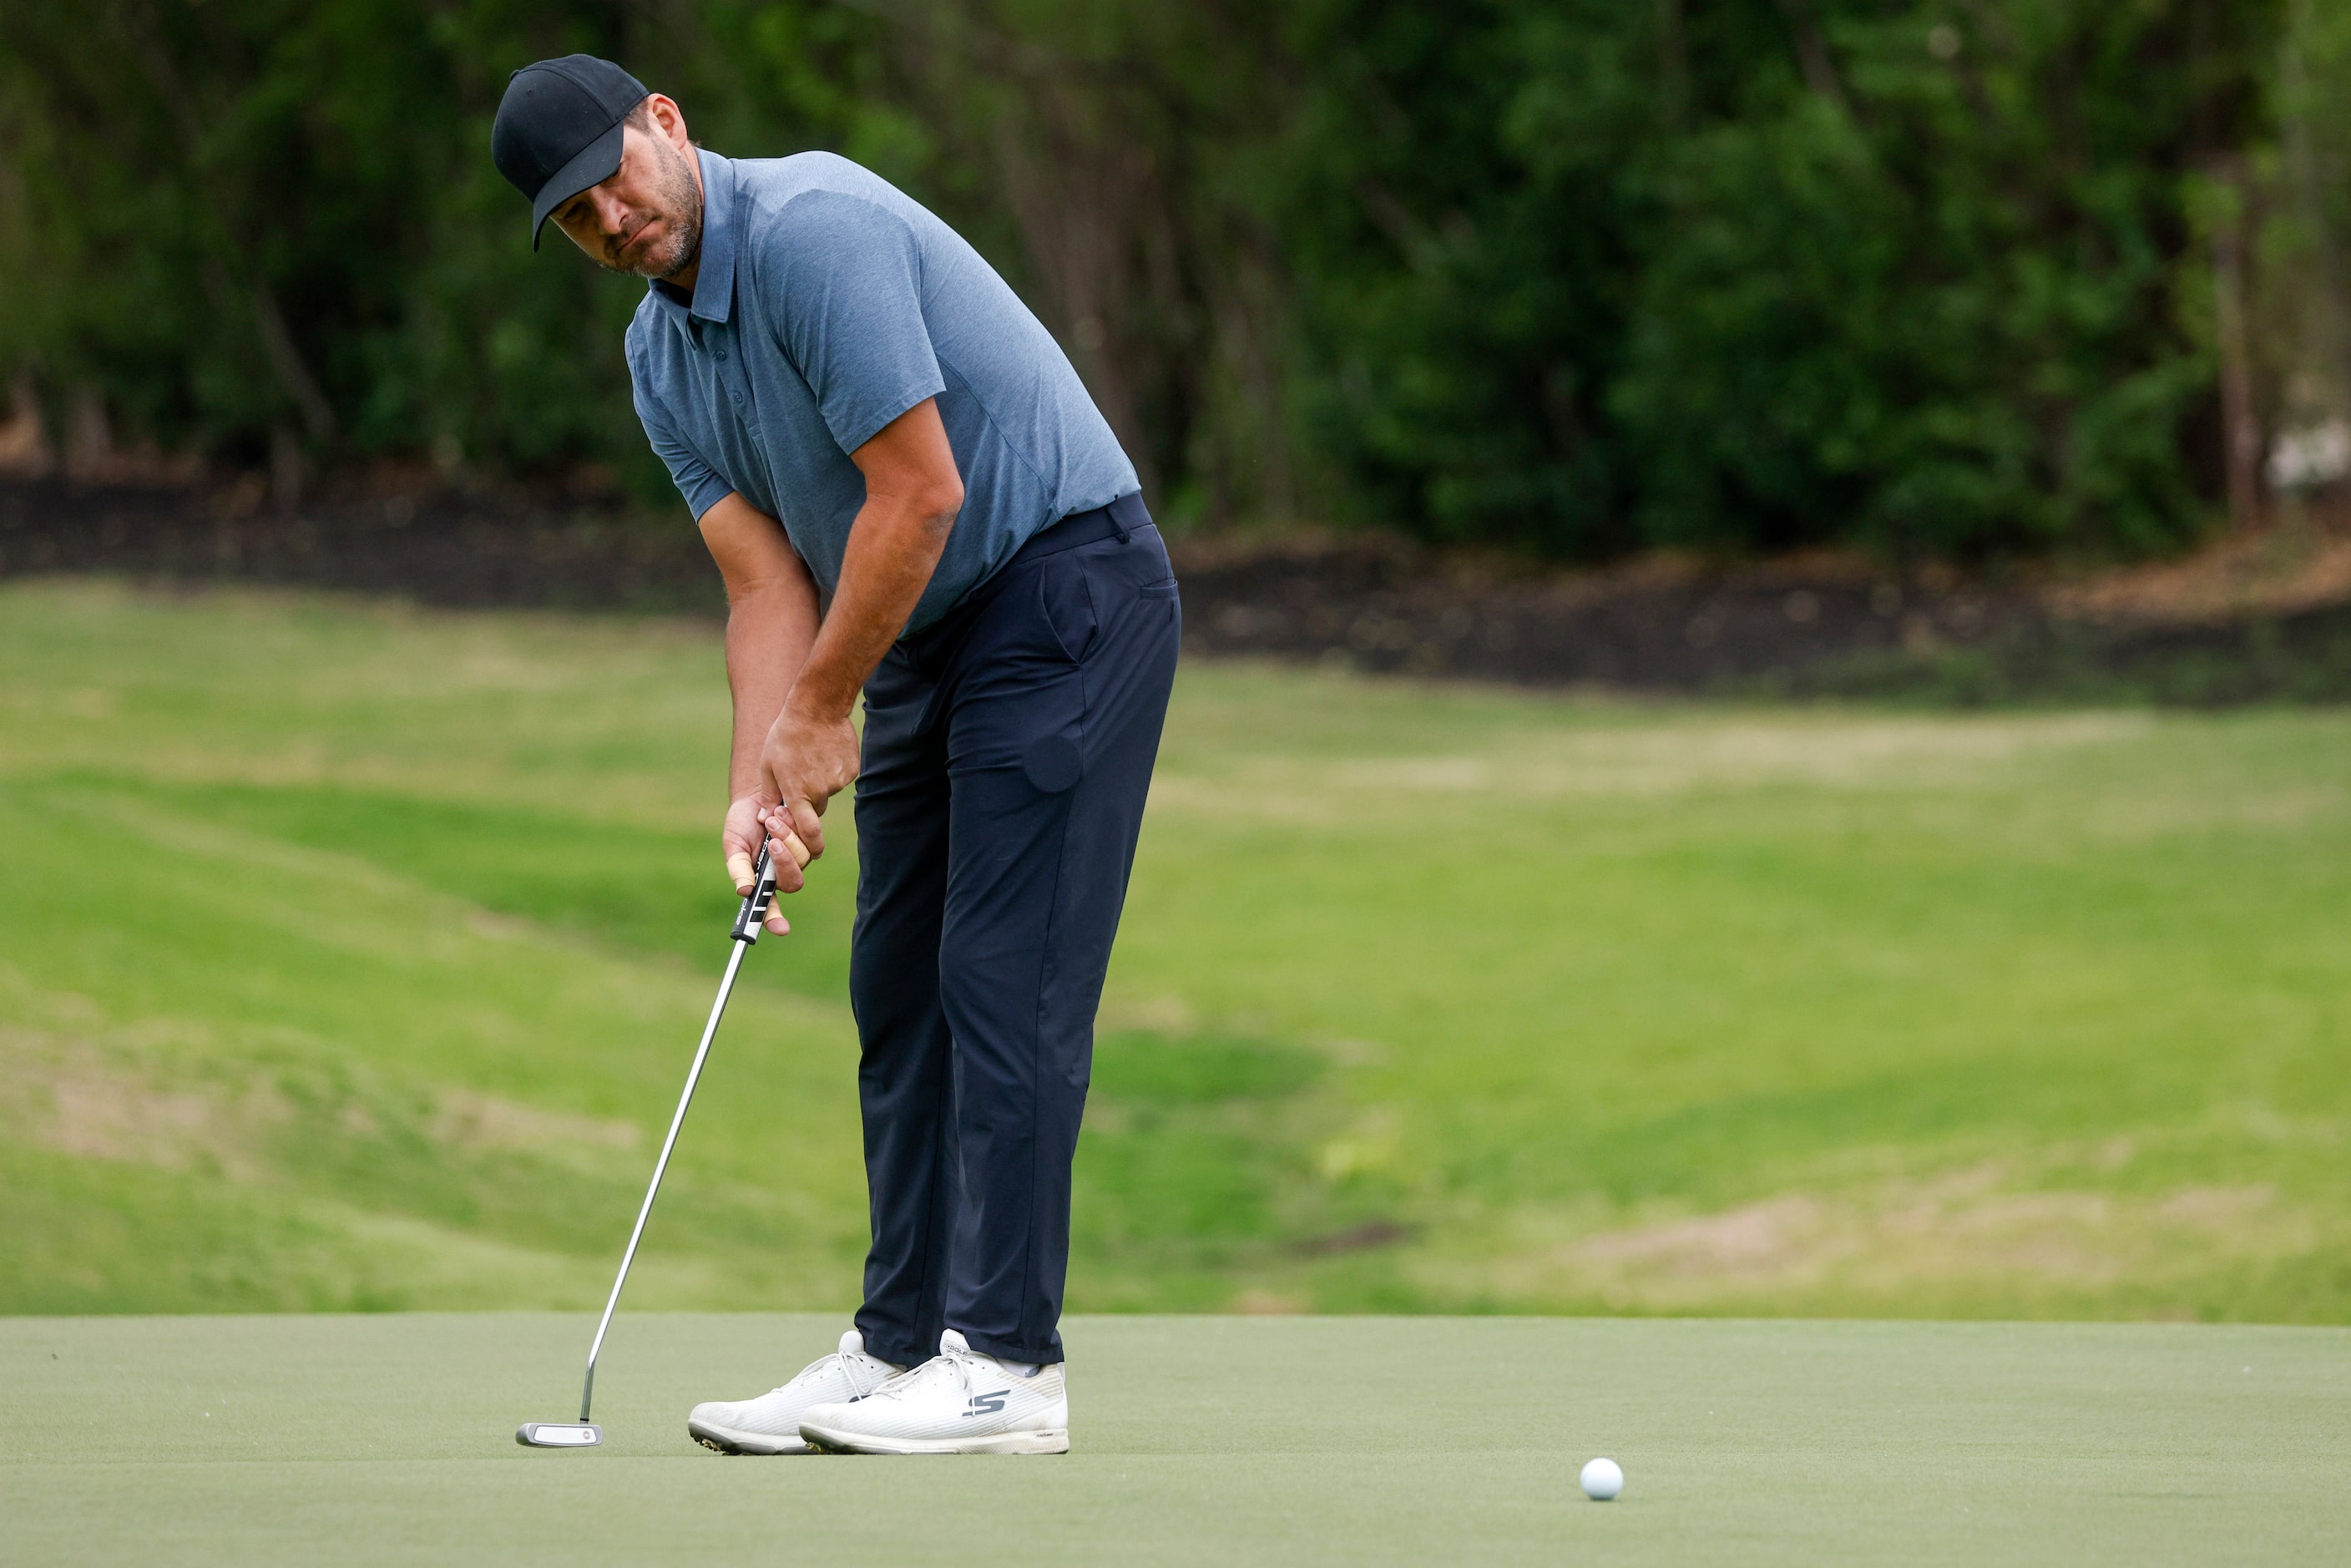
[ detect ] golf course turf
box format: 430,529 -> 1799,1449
9,579 -> 2351,1323
4,1313 -> 2345,1564
7,579 -> 2351,1558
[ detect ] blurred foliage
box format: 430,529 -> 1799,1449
0,0 -> 2331,558
2271,0 -> 2351,427
0,1 -> 914,498
1282,0 -> 2285,558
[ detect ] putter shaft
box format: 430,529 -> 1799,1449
576,849 -> 778,1424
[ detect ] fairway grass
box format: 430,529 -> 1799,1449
5,579 -> 2351,1320
3,1313 -> 2345,1565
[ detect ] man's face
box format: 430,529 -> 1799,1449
550,115 -> 704,281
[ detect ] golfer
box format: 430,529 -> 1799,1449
493,56 -> 1177,1455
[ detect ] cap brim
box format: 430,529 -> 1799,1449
528,121 -> 627,251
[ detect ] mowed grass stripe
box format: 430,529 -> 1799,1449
3,579 -> 2350,1318
0,774 -> 872,1313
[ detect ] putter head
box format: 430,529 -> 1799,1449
516,1422 -> 603,1448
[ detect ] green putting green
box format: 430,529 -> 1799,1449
3,1314 -> 2343,1564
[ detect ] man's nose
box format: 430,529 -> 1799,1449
590,185 -> 629,235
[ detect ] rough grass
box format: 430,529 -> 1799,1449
3,578 -> 2349,1319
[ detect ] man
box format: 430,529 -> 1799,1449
492,55 -> 1178,1456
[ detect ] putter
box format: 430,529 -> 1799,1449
516,842 -> 785,1449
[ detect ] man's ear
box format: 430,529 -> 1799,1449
649,94 -> 694,155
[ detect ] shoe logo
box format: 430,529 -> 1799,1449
963,1390 -> 1009,1417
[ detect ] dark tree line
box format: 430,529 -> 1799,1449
2,0 -> 2340,560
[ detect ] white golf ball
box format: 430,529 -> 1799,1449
1580,1456 -> 1625,1500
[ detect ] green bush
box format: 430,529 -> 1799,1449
1285,0 -> 2281,559
0,0 -> 2309,558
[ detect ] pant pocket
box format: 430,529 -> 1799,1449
1039,560 -> 1101,665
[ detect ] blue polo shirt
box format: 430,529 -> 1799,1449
624,149 -> 1139,635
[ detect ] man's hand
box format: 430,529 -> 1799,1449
759,692 -> 858,855
722,794 -> 814,934
717,700 -> 848,937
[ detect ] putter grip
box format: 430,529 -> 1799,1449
731,844 -> 780,943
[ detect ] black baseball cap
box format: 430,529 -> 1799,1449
492,54 -> 650,250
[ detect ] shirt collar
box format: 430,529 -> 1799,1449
648,148 -> 738,326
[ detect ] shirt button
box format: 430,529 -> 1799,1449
715,349 -> 728,361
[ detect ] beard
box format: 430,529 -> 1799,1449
609,136 -> 704,281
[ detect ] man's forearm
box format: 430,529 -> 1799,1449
744,397 -> 963,883
784,494 -> 956,723
697,491 -> 822,802
725,584 -> 818,797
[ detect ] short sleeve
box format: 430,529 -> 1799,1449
763,192 -> 948,455
632,378 -> 733,519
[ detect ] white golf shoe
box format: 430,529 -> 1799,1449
687,1328 -> 903,1454
798,1329 -> 1069,1454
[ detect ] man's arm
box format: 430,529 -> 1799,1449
701,492 -> 822,928
751,397 -> 963,903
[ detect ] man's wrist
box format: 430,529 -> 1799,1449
781,679 -> 856,727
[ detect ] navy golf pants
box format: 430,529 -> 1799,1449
847,494 -> 1178,1368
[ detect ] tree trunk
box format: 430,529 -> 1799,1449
2208,159 -> 2263,531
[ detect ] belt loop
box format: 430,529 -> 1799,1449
1107,490 -> 1147,543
